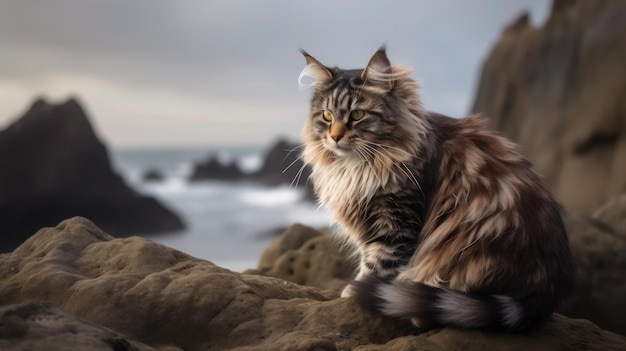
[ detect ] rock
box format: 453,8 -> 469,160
559,195 -> 626,335
592,194 -> 626,238
1,217 -> 624,350
143,169 -> 165,182
0,302 -> 161,351
0,217 -> 412,350
251,139 -> 310,187
188,155 -> 245,182
188,138 -> 306,185
471,0 -> 626,213
354,315 -> 625,351
245,224 -> 355,292
189,138 -> 317,200
0,97 -> 185,252
250,138 -> 316,201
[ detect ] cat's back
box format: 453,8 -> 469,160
425,112 -> 531,176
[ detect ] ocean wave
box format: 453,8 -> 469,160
111,147 -> 331,271
238,185 -> 303,206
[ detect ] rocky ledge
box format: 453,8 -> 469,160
1,216 -> 625,350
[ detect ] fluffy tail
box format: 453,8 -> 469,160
352,277 -> 556,332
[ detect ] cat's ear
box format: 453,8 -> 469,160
361,46 -> 394,91
299,50 -> 333,88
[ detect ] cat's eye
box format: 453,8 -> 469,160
322,110 -> 333,122
350,110 -> 366,121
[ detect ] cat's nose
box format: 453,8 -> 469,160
329,122 -> 346,143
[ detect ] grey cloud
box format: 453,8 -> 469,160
0,0 -> 550,145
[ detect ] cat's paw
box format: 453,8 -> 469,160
340,284 -> 356,298
410,317 -> 425,328
410,317 -> 434,332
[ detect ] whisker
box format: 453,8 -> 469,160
282,156 -> 302,174
400,162 -> 422,192
281,144 -> 306,172
288,143 -> 324,189
291,164 -> 307,188
362,139 -> 414,158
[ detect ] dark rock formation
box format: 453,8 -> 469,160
143,169 -> 165,182
251,139 -> 316,201
1,217 -> 625,350
471,0 -> 626,213
0,98 -> 185,252
188,155 -> 244,182
189,138 -> 317,200
189,139 -> 310,186
250,139 -> 310,187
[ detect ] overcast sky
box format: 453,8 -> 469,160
0,0 -> 550,148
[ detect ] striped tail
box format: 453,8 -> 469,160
352,277 -> 556,332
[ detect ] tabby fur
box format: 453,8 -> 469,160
298,47 -> 575,331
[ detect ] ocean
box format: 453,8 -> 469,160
110,146 -> 332,272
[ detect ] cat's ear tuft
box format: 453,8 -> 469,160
299,50 -> 333,88
361,46 -> 394,91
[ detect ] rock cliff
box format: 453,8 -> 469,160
471,0 -> 626,212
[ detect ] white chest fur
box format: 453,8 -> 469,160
311,159 -> 399,219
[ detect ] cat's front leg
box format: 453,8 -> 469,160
342,239 -> 413,297
341,263 -> 373,297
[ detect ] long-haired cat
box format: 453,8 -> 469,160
298,47 -> 575,332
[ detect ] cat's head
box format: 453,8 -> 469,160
299,47 -> 427,167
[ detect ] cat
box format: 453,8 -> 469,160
298,47 -> 575,332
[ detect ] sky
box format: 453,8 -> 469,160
0,0 -> 550,148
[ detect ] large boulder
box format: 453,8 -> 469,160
245,224 -> 355,292
471,0 -> 626,213
0,217 -> 624,350
0,98 -> 185,252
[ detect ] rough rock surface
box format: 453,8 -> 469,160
0,98 -> 185,252
245,224 -> 355,292
471,0 -> 626,213
592,193 -> 626,237
559,195 -> 626,335
1,217 -> 625,350
0,303 -> 159,351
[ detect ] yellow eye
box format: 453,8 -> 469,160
350,110 -> 365,121
322,110 -> 333,122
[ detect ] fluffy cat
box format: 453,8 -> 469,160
298,47 -> 575,332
